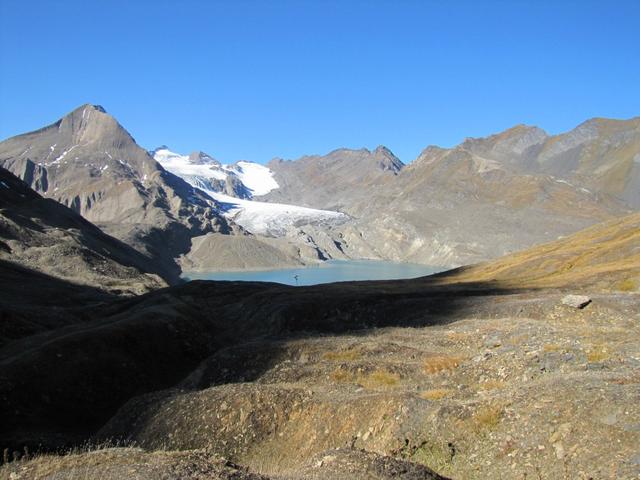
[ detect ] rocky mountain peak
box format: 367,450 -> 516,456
52,103 -> 139,151
461,124 -> 548,156
188,150 -> 220,166
373,145 -> 404,173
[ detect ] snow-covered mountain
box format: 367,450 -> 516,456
152,147 -> 348,236
152,146 -> 277,199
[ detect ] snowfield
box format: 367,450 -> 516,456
153,148 -> 227,180
153,147 -> 348,236
228,161 -> 279,196
153,147 -> 279,196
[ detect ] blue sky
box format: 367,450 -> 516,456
1,1 -> 638,164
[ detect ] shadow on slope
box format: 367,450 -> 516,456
0,268 -> 529,453
0,259 -> 112,347
0,166 -> 173,287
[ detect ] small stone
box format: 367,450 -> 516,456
561,295 -> 591,309
601,413 -> 617,426
553,442 -> 565,460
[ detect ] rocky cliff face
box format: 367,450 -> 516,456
0,105 -> 234,280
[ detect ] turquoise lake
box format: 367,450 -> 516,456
184,260 -> 442,286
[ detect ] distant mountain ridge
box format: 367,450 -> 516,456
1,105 -> 637,274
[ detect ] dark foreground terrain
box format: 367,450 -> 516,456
1,213 -> 639,479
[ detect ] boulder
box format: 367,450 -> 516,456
561,294 -> 592,309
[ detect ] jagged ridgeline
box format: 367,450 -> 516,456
1,105 -> 639,276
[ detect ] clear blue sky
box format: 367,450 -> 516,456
1,1 -> 638,164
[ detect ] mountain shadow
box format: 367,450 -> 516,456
0,267 -> 531,453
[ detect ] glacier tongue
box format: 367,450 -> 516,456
204,191 -> 348,237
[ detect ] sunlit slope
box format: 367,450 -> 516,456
444,212 -> 640,290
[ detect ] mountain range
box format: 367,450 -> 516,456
1,105 -> 638,277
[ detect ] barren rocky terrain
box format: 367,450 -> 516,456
0,167 -> 166,296
1,212 -> 638,479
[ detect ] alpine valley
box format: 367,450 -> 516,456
1,105 -> 639,480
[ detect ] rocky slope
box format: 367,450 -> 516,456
0,105 -> 233,280
1,212 -> 638,478
0,167 -> 166,295
255,120 -> 637,267
263,146 -> 404,210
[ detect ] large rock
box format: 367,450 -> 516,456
561,294 -> 592,309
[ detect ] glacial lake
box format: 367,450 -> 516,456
184,260 -> 443,286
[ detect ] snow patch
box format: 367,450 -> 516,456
553,178 -> 574,187
156,148 -> 227,181
52,144 -> 79,164
224,161 -> 279,196
45,143 -> 57,161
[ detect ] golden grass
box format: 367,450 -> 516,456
477,379 -> 506,391
543,343 -> 563,352
423,354 -> 464,374
406,442 -> 455,475
615,278 -> 637,292
358,369 -> 401,389
586,345 -> 609,363
322,348 -> 363,362
468,404 -> 503,434
329,367 -> 353,383
419,388 -> 452,400
329,367 -> 400,389
438,212 -> 640,291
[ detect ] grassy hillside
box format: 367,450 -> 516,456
444,212 -> 640,291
